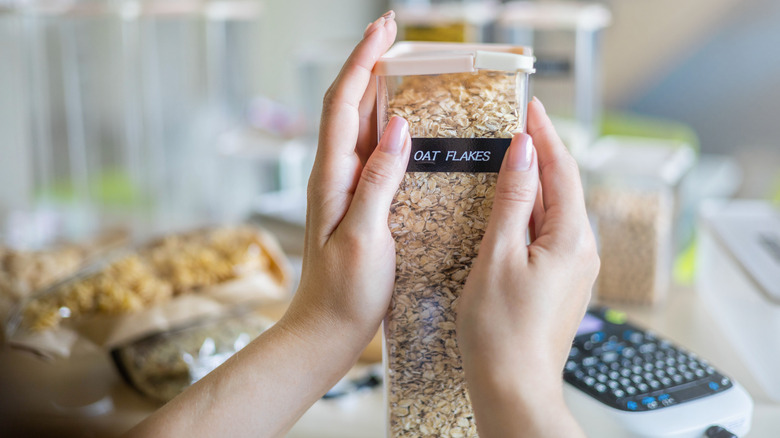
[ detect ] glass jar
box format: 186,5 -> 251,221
375,42 -> 534,438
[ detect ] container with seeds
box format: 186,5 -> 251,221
374,42 -> 534,438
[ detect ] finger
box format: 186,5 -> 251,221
308,12 -> 397,240
340,116 -> 410,233
318,12 -> 396,163
481,133 -> 539,260
356,78 -> 378,165
527,97 -> 587,224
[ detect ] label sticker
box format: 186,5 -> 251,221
407,138 -> 511,173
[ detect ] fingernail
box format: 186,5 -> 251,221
363,15 -> 386,38
532,96 -> 546,114
506,133 -> 534,171
380,116 -> 408,155
382,10 -> 395,21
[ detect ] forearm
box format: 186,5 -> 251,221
126,309 -> 365,438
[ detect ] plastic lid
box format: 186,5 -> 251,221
374,42 -> 535,76
701,200 -> 780,304
395,1 -> 499,26
584,136 -> 696,186
499,1 -> 612,31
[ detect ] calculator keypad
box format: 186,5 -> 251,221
564,311 -> 733,412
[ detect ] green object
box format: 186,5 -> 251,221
604,309 -> 627,325
403,23 -> 468,43
37,168 -> 141,207
772,173 -> 780,205
601,111 -> 700,153
674,239 -> 698,286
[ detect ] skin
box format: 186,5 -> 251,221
126,11 -> 598,438
457,99 -> 599,438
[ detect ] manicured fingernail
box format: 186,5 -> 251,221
506,133 -> 534,171
363,15 -> 386,38
382,10 -> 395,21
532,96 -> 546,114
380,116 -> 408,155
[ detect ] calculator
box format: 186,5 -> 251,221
562,308 -> 753,438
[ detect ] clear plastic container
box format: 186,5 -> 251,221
497,1 -> 611,159
120,0 -> 266,236
393,0 -> 499,43
375,42 -> 534,438
7,0 -> 137,245
2,0 -> 264,242
584,136 -> 695,305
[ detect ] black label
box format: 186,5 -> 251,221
407,138 -> 511,173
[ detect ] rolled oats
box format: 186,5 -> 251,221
376,43 -> 533,438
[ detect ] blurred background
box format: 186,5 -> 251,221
1,0 -> 778,249
1,0 -> 779,436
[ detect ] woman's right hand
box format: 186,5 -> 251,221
457,97 -> 600,438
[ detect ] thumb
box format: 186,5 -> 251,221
341,116 -> 411,232
482,133 -> 539,258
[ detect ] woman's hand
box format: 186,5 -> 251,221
457,98 -> 599,438
282,10 -> 409,352
126,12 -> 406,438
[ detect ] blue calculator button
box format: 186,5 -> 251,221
626,401 -> 638,411
591,332 -> 605,343
709,382 -> 720,391
641,397 -> 655,405
658,394 -> 670,401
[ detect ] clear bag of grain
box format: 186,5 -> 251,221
111,308 -> 274,403
374,42 -> 534,438
6,225 -> 292,358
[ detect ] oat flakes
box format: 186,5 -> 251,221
384,71 -> 525,438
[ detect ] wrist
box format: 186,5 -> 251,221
476,363 -> 565,406
466,366 -> 578,437
279,292 -> 370,364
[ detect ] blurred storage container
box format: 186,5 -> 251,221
0,0 -> 266,248
8,0 -> 132,247
498,1 -> 611,159
120,0 -> 264,235
697,200 -> 780,401
585,136 -> 695,305
392,0 -> 498,43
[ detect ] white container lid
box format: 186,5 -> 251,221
584,136 -> 696,187
700,200 -> 780,304
395,1 -> 499,26
374,41 -> 535,76
499,1 -> 612,31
